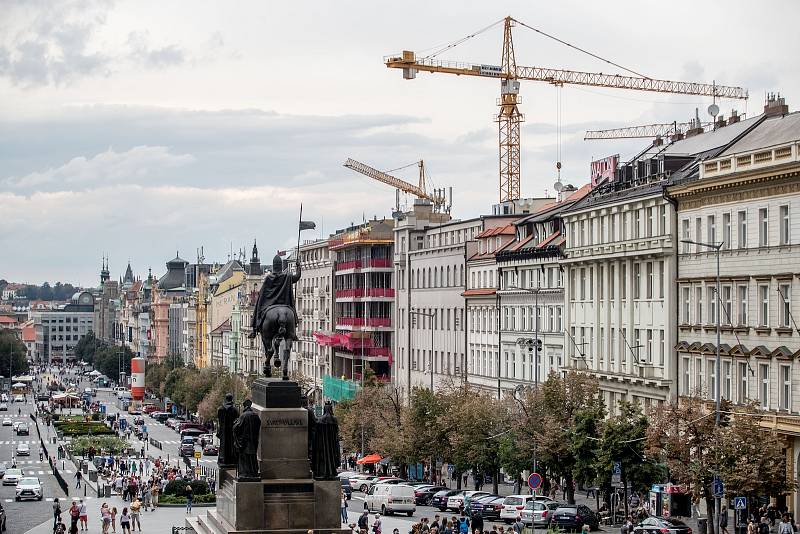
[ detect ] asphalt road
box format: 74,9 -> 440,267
0,393 -> 69,534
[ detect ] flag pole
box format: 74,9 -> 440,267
296,203 -> 303,270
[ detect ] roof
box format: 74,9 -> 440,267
21,326 -> 35,342
210,319 -> 231,336
0,316 -> 17,324
663,116 -> 760,156
720,111 -> 800,155
477,224 -> 515,239
517,183 -> 591,225
462,288 -> 497,297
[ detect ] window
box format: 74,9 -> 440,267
634,263 -> 641,299
719,360 -> 731,401
682,287 -> 690,323
781,364 -> 791,411
659,260 -> 665,298
610,213 -> 616,242
737,210 -> 747,248
598,266 -> 604,300
695,358 -> 703,392
779,283 -> 791,328
660,204 -> 667,235
722,286 -> 732,325
738,285 -> 748,325
759,285 -> 770,327
647,207 -> 655,236
609,265 -> 615,300
759,207 -> 768,247
707,215 -> 716,244
780,205 -> 790,245
759,363 -> 769,409
695,218 -> 702,252
708,286 -> 717,324
681,219 -> 690,253
634,209 -> 641,239
682,357 -> 691,394
646,262 -> 654,299
580,268 -> 586,300
709,359 -> 717,400
723,212 -> 731,249
738,362 -> 748,403
621,264 -> 627,300
695,286 -> 703,324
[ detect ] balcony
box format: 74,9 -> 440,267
335,317 -> 392,329
335,288 -> 395,299
334,258 -> 393,272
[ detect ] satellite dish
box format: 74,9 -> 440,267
553,181 -> 564,192
708,104 -> 720,118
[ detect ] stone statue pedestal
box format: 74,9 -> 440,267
191,379 -> 349,534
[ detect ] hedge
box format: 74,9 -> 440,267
53,421 -> 114,436
158,493 -> 216,504
163,479 -> 210,496
67,436 -> 129,456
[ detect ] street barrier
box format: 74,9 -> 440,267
149,437 -> 163,450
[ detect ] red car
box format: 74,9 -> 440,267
143,404 -> 159,414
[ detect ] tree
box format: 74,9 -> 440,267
0,329 -> 29,377
599,401 -> 665,517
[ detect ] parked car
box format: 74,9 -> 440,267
500,495 -> 537,523
447,491 -> 489,512
466,494 -> 501,518
633,517 -> 692,534
477,496 -> 506,521
430,489 -> 461,511
364,483 -> 416,516
12,395 -> 23,403
15,443 -> 30,456
0,404 -> 6,412
521,500 -> 560,527
2,469 -> 22,486
350,474 -> 375,493
338,471 -> 359,480
414,485 -> 447,505
341,479 -> 353,500
15,423 -> 29,436
202,444 -> 219,456
1,420 -> 11,427
15,477 -> 42,501
550,504 -> 599,532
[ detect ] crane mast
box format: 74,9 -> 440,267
386,15 -> 749,204
343,158 -> 449,212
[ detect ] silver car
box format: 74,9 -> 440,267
15,477 -> 43,501
3,468 -> 22,485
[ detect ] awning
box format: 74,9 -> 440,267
89,370 -> 102,376
356,454 -> 382,465
12,382 -> 26,388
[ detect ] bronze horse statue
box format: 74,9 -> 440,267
250,254 -> 301,380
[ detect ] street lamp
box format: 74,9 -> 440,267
682,238 -> 723,534
410,308 -> 435,391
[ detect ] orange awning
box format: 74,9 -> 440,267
356,454 -> 382,465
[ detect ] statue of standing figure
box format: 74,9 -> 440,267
233,399 -> 262,481
217,393 -> 239,468
311,401 -> 341,480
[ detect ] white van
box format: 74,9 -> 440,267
364,483 -> 416,516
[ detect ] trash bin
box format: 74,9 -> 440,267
89,471 -> 97,483
82,461 -> 88,474
698,518 -> 708,534
104,485 -> 111,497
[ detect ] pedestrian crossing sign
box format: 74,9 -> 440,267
734,497 -> 746,510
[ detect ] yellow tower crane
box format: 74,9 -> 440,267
386,16 -> 749,203
344,158 -> 450,213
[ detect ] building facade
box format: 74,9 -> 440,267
669,102 -> 800,511
32,291 -> 95,364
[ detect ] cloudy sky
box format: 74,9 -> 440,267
1,0 -> 798,287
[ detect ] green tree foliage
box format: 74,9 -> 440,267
0,329 -> 30,377
18,282 -> 80,301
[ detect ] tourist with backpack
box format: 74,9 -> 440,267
458,515 -> 469,534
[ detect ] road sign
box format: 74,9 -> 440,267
194,466 -> 201,475
194,450 -> 201,459
611,461 -> 622,485
528,472 -> 543,490
734,497 -> 746,510
713,476 -> 724,498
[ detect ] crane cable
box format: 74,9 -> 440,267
420,17 -> 506,60
556,85 -> 563,180
512,17 -> 650,79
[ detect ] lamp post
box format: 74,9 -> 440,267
410,308 -> 436,391
682,238 -> 723,534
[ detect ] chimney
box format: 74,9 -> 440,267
715,114 -> 726,129
764,93 -> 789,117
684,107 -> 704,137
653,136 -> 664,146
727,109 -> 740,125
670,132 -> 685,143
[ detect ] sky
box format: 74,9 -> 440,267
1,0 -> 798,287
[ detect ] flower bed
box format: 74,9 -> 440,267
53,421 -> 114,436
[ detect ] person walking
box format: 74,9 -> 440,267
68,501 -> 80,534
779,515 -> 794,534
75,470 -> 83,489
371,514 -> 382,534
151,480 -> 160,508
53,498 -> 63,533
185,483 -> 194,514
341,489 -> 348,523
119,508 -> 131,534
110,506 -> 118,533
100,503 -> 111,534
78,499 -> 88,531
720,505 -> 729,534
130,497 -> 142,532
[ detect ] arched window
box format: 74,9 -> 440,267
434,268 -> 438,287
460,265 -> 464,286
446,266 -> 451,286
428,268 -> 432,288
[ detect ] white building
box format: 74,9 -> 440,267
491,186 -> 589,394
292,238 -> 334,398
32,291 -> 95,364
668,100 -> 800,510
562,116 -> 761,414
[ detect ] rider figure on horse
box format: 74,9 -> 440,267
249,253 -> 301,377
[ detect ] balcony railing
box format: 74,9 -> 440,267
335,317 -> 391,328
335,258 -> 392,272
335,288 -> 395,299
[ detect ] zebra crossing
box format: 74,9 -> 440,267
2,496 -> 97,502
0,440 -> 40,445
